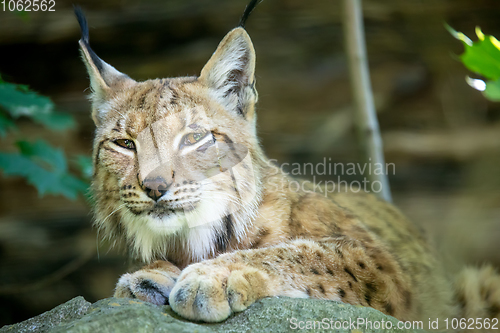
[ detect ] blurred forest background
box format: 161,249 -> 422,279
1,0 -> 499,326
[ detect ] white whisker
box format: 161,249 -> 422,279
101,203 -> 126,225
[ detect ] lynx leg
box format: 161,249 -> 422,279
170,239 -> 413,322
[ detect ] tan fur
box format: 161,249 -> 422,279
78,21 -> 500,328
455,265 -> 500,331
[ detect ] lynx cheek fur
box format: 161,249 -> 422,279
75,5 -> 500,326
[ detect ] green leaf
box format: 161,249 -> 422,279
16,140 -> 67,173
448,26 -> 500,80
0,82 -> 54,117
484,79 -> 500,102
0,140 -> 89,199
448,25 -> 500,102
0,112 -> 16,137
0,82 -> 74,130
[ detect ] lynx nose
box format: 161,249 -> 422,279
142,176 -> 170,201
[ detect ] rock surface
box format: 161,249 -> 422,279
0,297 -> 91,333
1,296 -> 426,333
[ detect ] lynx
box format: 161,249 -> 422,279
75,3 -> 500,328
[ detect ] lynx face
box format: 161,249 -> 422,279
79,24 -> 263,262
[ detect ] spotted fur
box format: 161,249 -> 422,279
76,7 -> 500,328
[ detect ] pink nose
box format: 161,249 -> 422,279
142,176 -> 169,201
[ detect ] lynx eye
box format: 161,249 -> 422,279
183,132 -> 206,146
114,139 -> 135,150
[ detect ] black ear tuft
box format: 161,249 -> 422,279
239,0 -> 262,28
73,5 -> 89,45
74,6 -> 107,80
74,5 -> 135,124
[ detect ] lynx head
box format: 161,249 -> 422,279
75,9 -> 263,263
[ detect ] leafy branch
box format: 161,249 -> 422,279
0,77 -> 91,199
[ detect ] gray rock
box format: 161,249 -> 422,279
51,298 -> 208,333
2,296 -> 427,333
0,296 -> 90,333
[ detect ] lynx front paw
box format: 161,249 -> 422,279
114,260 -> 181,306
169,263 -> 269,322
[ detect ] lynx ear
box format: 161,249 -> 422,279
199,27 -> 257,119
74,7 -> 135,125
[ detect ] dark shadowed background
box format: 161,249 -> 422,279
0,0 -> 499,326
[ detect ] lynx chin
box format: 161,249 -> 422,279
75,3 -> 500,328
